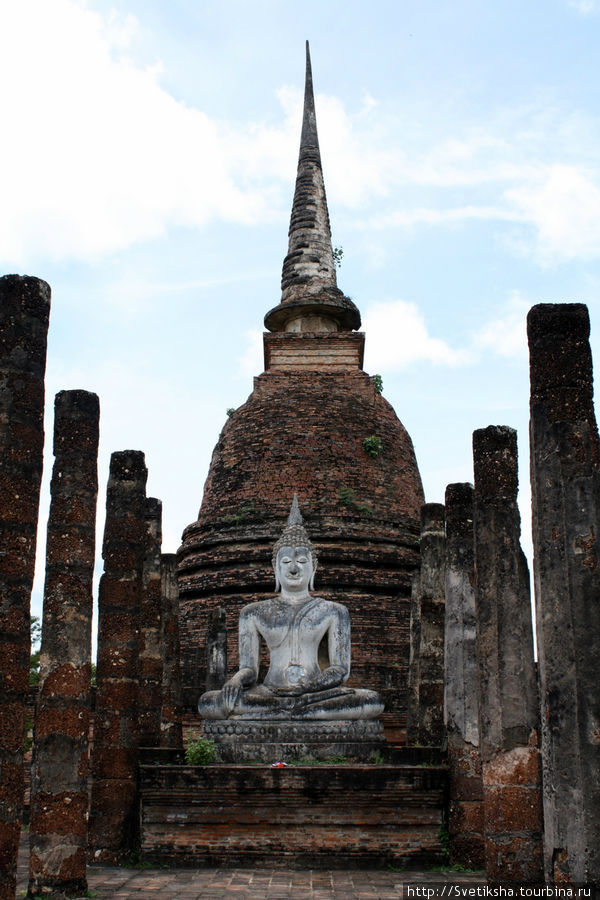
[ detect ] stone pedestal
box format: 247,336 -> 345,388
202,719 -> 384,763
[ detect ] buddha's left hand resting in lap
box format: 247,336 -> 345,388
198,496 -> 384,721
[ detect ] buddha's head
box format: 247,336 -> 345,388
272,495 -> 318,593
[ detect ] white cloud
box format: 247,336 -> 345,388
0,0 -> 268,266
472,291 -> 531,359
568,0 -> 599,13
362,300 -> 470,370
239,329 -> 264,377
3,1 -> 600,272
506,165 -> 600,263
362,204 -> 518,230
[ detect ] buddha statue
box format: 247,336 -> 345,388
198,496 -> 384,722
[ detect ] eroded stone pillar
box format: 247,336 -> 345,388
444,483 -> 484,870
0,275 -> 50,900
407,503 -> 446,747
159,554 -> 183,749
89,450 -> 147,861
206,607 -> 227,692
28,390 -> 99,898
528,303 -> 600,884
473,426 -> 543,884
138,498 -> 163,747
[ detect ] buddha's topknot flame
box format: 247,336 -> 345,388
272,494 -> 318,571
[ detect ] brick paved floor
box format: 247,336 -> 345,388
17,833 -> 485,899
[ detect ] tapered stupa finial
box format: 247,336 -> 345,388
264,42 -> 360,334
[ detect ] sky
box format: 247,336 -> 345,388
2,0 -> 600,631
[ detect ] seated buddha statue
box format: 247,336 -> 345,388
198,496 -> 384,721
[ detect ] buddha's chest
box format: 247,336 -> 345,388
256,603 -> 330,658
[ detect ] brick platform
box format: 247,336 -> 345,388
16,831 -> 487,900
140,759 -> 448,869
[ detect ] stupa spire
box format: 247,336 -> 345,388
264,42 -> 360,334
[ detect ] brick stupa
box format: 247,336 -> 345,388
177,43 -> 424,732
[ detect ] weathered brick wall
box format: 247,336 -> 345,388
140,762 -> 447,868
178,365 -> 423,726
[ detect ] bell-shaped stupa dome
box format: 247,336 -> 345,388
177,44 -> 424,733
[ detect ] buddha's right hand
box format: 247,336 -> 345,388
222,674 -> 244,715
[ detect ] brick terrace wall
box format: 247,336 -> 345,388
140,763 -> 447,868
178,366 -> 423,727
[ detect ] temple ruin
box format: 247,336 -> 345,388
0,43 -> 599,897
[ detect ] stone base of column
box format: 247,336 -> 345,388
88,779 -> 139,864
482,743 -> 544,883
448,732 -> 484,869
29,834 -> 87,899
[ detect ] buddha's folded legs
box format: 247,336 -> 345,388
198,684 -> 383,720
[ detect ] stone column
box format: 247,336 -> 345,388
444,483 -> 484,869
28,390 -> 99,897
89,450 -> 147,861
528,303 -> 600,884
407,503 -> 446,747
138,498 -> 163,747
206,607 -> 227,691
0,275 -> 50,900
159,554 -> 183,749
472,425 -> 543,883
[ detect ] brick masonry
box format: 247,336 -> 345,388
89,450 -> 148,862
528,303 -> 600,884
407,503 -> 446,747
473,426 -> 543,884
28,390 -> 99,897
177,366 -> 423,730
0,274 -> 50,900
140,762 -> 448,869
444,483 -> 484,870
139,497 -> 164,747
159,554 -> 183,749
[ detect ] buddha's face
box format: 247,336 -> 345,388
276,545 -> 313,595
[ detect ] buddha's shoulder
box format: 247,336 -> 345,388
310,597 -> 350,618
239,598 -> 273,619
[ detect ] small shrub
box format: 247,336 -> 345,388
439,825 -> 450,861
24,715 -> 34,753
338,485 -> 373,516
226,407 -> 235,417
185,736 -> 217,765
373,374 -> 383,394
362,435 -> 383,458
333,246 -> 343,268
338,486 -> 355,505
